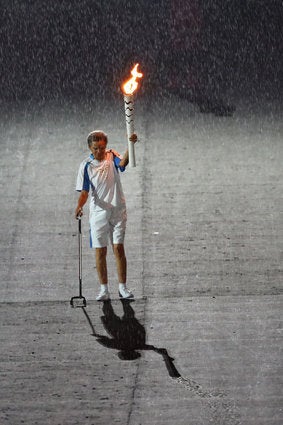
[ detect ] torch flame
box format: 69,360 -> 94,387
122,63 -> 143,95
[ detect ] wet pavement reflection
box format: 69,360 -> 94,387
82,301 -> 181,377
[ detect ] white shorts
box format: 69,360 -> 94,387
89,206 -> 127,248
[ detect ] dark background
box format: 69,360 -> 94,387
0,0 -> 282,101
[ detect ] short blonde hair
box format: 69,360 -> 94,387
87,130 -> 108,146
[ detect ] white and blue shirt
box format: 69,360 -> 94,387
76,149 -> 126,211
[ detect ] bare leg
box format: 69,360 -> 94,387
95,247 -> 108,285
113,243 -> 127,283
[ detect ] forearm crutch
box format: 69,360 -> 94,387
70,217 -> 87,308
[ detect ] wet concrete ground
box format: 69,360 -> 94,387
0,93 -> 282,424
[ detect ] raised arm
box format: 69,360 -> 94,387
119,133 -> 138,168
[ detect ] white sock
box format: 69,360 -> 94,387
100,284 -> 109,293
119,283 -> 126,292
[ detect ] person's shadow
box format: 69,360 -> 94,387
82,300 -> 181,378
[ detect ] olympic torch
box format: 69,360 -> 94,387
121,63 -> 143,167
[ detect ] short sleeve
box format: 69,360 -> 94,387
76,161 -> 90,192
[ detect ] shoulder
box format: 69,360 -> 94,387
77,157 -> 93,178
108,149 -> 126,172
79,156 -> 91,166
79,156 -> 94,168
108,149 -> 122,160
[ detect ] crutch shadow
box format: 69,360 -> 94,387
81,303 -> 242,423
82,301 -> 181,378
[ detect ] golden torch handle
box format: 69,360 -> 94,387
124,94 -> 136,167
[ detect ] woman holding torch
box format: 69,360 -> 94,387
75,130 -> 137,301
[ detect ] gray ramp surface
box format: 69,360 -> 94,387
0,95 -> 282,425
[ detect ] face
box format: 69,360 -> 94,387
89,140 -> 107,161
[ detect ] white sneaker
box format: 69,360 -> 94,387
96,290 -> 110,301
119,287 -> 134,299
